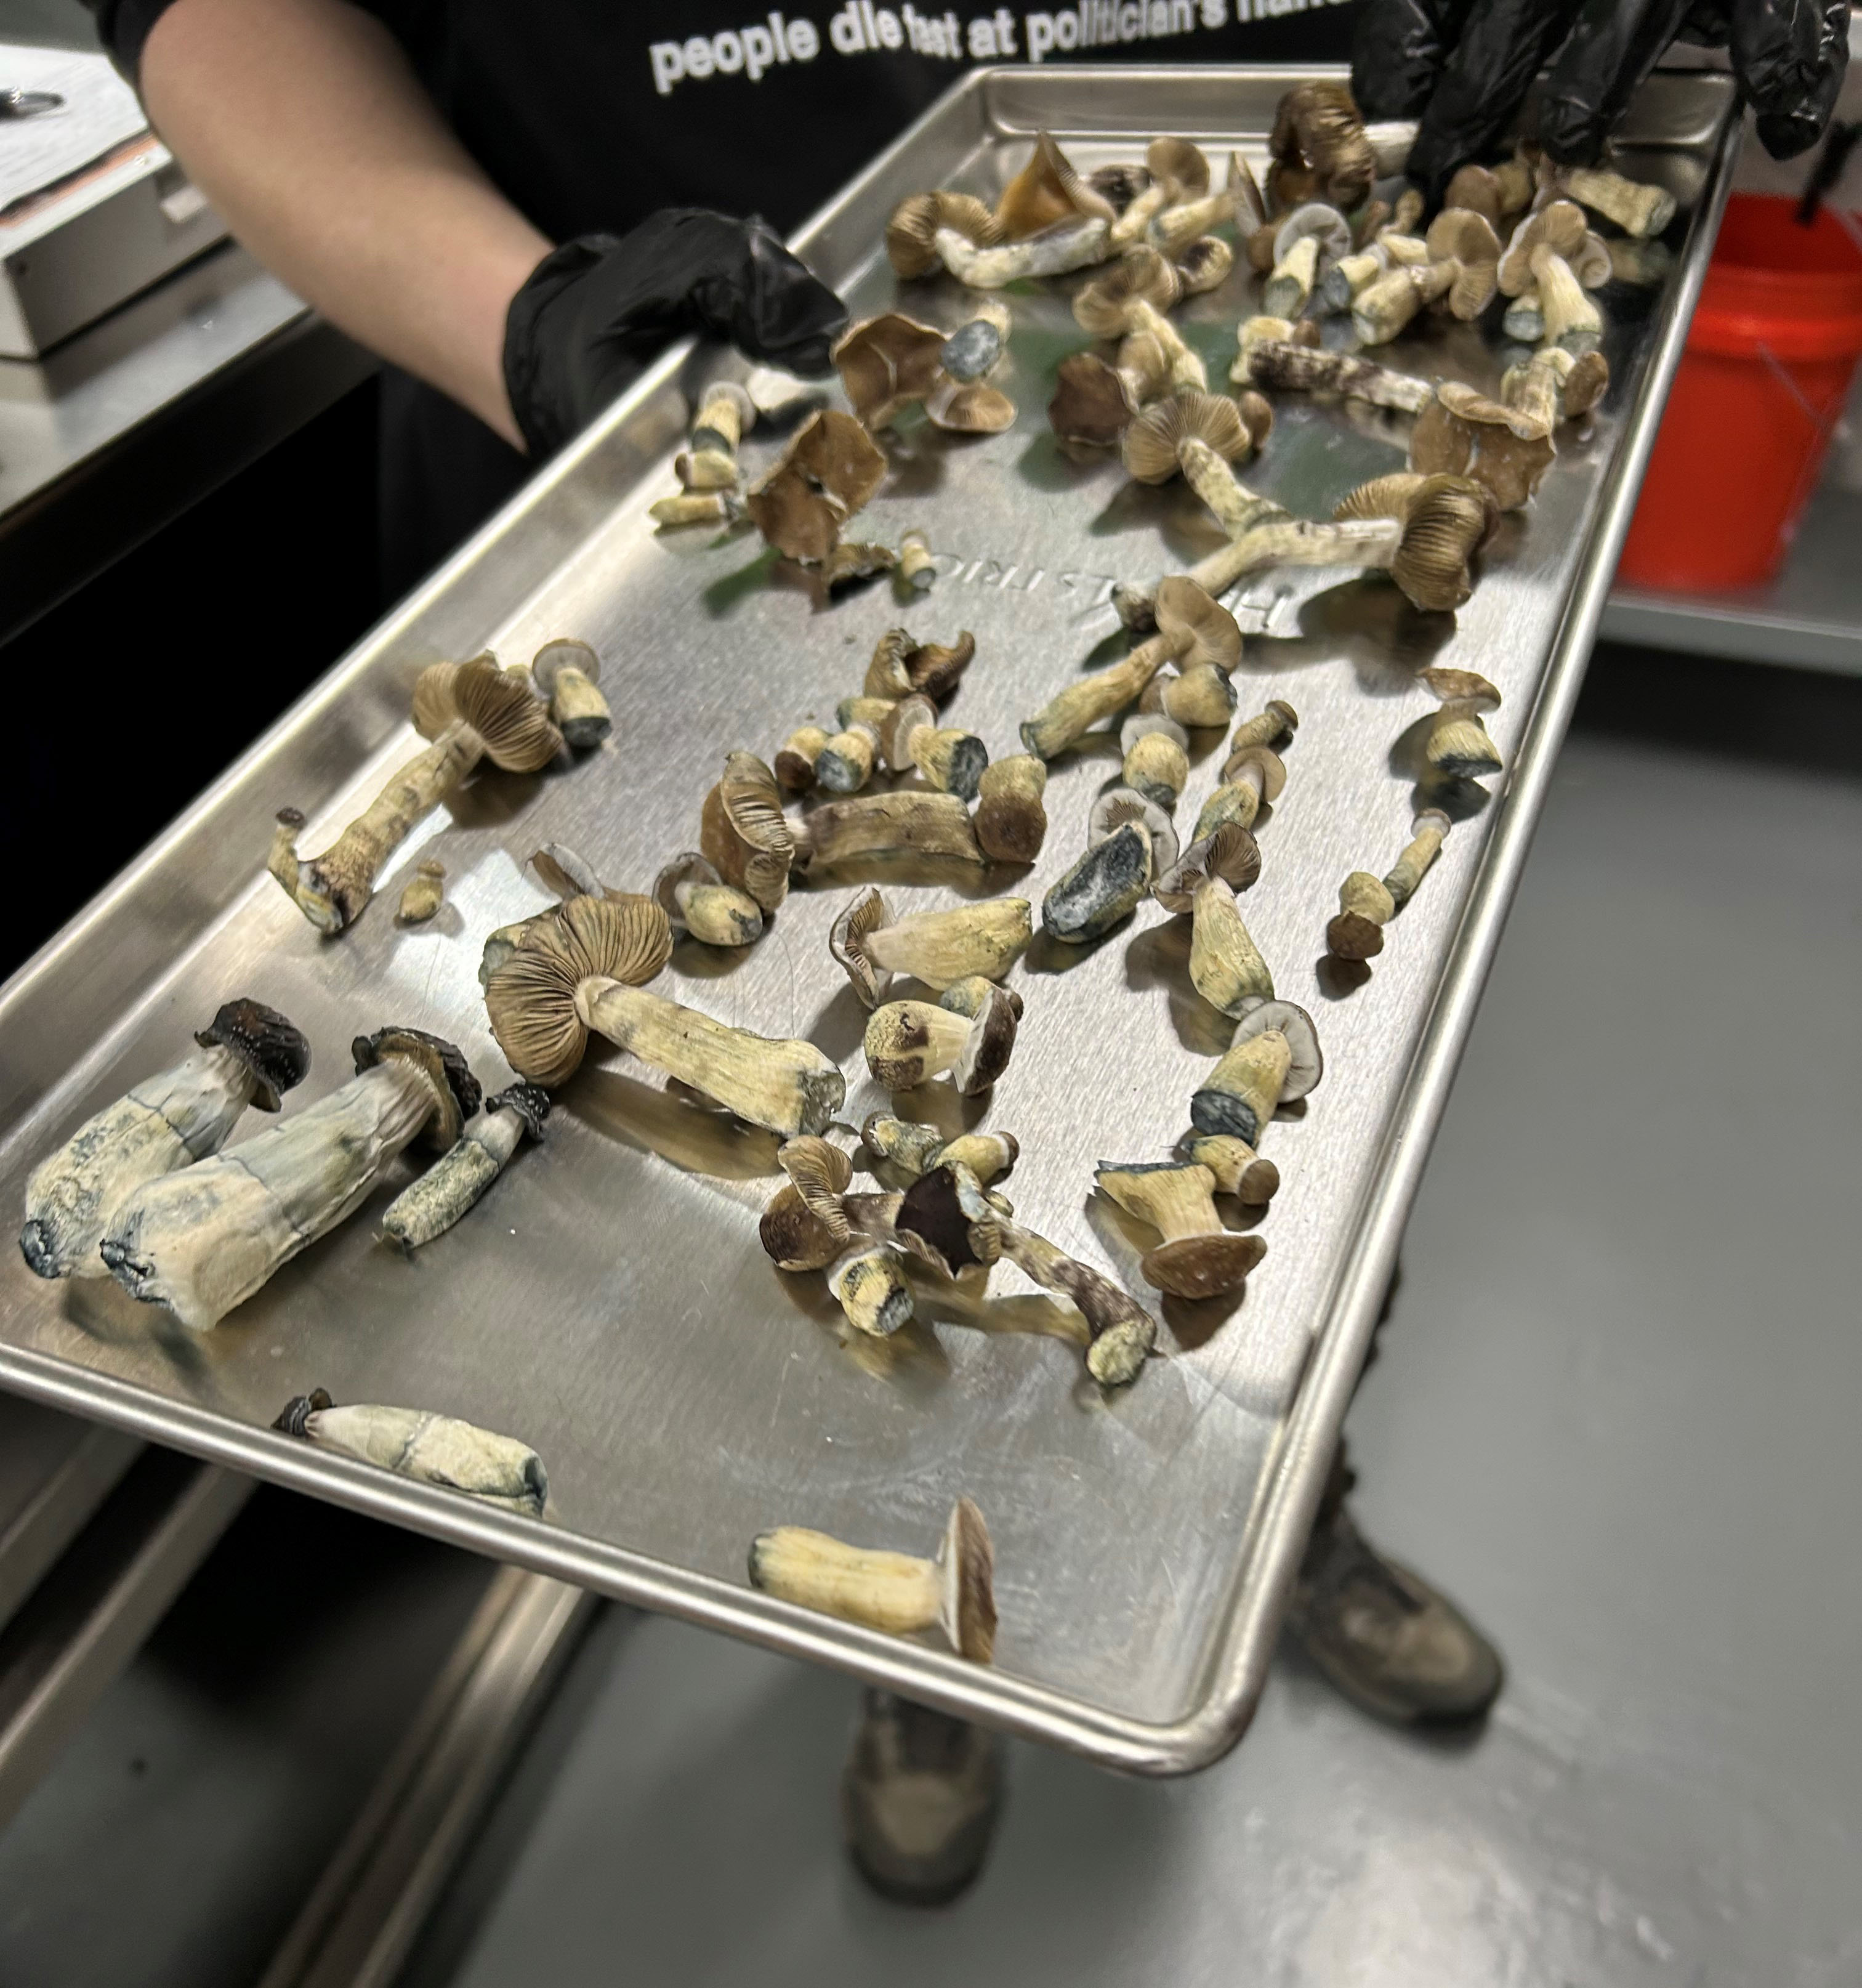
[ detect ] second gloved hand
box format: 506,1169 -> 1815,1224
1354,0 -> 1850,202
503,209 -> 849,459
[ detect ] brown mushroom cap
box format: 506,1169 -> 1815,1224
700,751 -> 794,913
1147,135 -> 1211,199
1562,349 -> 1611,418
413,655 -> 563,771
351,1025 -> 482,1150
829,887 -> 892,1008
885,192 -> 1001,278
483,893 -> 674,1089
1153,822 -> 1262,912
1156,576 -> 1243,672
1497,200 -> 1589,295
1425,208 -> 1504,318
1422,666 -> 1502,711
925,379 -> 1016,434
1122,390 -> 1249,486
1223,742 -> 1287,804
1074,247 -> 1181,339
745,410 -> 887,564
940,1497 -> 997,1663
1144,1230 -> 1268,1301
1389,474 -> 1496,613
1412,382 -> 1557,512
863,628 -> 976,703
776,1134 -> 856,1230
996,132 -> 1113,240
759,1182 -> 845,1271
832,313 -> 947,429
878,693 -> 935,772
1175,236 -> 1235,294
1049,352 -> 1137,448
196,998 -> 310,1113
1089,161 -> 1151,213
1269,80 -> 1374,209
1443,164 -> 1504,227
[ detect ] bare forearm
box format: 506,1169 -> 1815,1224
141,0 -> 549,448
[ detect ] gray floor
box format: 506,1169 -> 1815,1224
404,682 -> 1862,1987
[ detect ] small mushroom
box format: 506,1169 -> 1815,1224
1315,229 -> 1429,313
1331,471 -> 1498,611
886,192 -> 1004,278
649,490 -> 745,528
937,155 -> 1111,286
1175,234 -> 1235,296
1086,786 -> 1179,876
1423,209 -> 1504,318
1048,340 -> 1171,448
749,1497 -> 996,1663
486,894 -> 844,1136
1411,381 -> 1556,512
1570,229 -> 1614,291
745,410 -> 887,563
774,724 -> 829,791
396,859 -> 446,926
828,1246 -> 917,1337
1501,347 -> 1610,435
269,657 -> 562,935
816,700 -> 887,794
381,1082 -> 549,1251
759,1137 -> 853,1272
881,696 -> 988,801
829,889 -> 1031,1007
275,1391 -> 547,1514
863,980 -> 1022,1096
1229,698 -> 1298,756
864,628 -> 976,703
1042,820 -> 1153,945
20,998 -> 311,1281
675,381 -> 757,491
653,852 -> 765,948
1150,148 -> 1254,256
528,639 -> 610,750
1270,80 -> 1376,211
1074,249 -> 1203,392
1351,211 -> 1501,344
1191,742 -> 1286,842
1137,663 -> 1239,732
1605,237 -> 1674,288
833,313 -> 948,430
1535,246 -> 1605,355
1236,337 -> 1433,417
1496,203 -> 1602,354
1543,161 -> 1676,240
1188,875 -> 1273,1015
1420,668 -> 1503,780
1020,579 -> 1239,761
789,792 -> 986,874
101,1027 -> 480,1330
1187,1133 -> 1278,1207
862,1113 -> 1018,1187
1263,203 -> 1352,317
1442,157 -> 1534,230
897,528 -> 937,592
1120,713 -> 1190,810
1153,822 -> 1262,911
1190,998 -> 1323,1144
974,755 -> 1047,863
1095,1161 -> 1267,1299
1122,390 -> 1275,534
1109,137 -> 1206,248
1326,808 -> 1452,961
1496,200 -> 1587,294
996,131 -> 1114,240
925,376 -> 1017,435
700,751 -> 794,913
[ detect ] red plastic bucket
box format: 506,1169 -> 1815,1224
1619,195 -> 1862,591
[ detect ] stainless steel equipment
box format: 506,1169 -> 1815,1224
0,66 -> 1739,1775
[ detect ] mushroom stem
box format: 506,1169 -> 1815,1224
1554,164 -> 1675,239
1189,876 -> 1274,1014
791,793 -> 985,873
650,490 -> 744,527
897,529 -> 937,591
574,981 -> 844,1137
677,381 -> 756,490
858,897 -> 1032,994
381,1084 -> 547,1252
275,1391 -> 546,1514
1236,339 -> 1433,416
1019,640 -> 1177,761
829,1247 -> 916,1337
994,1221 -> 1156,1386
935,217 -> 1110,288
1179,437 -> 1258,535
396,859 -> 446,926
1230,699 -> 1298,753
1095,1160 -> 1266,1299
1533,246 -> 1603,354
863,1115 -> 1019,1187
1187,1133 -> 1278,1206
1385,808 -> 1450,906
1352,259 -> 1458,344
1193,1028 -> 1291,1145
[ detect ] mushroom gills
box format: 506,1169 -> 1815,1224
276,1391 -> 546,1514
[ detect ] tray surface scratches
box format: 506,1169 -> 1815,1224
0,68 -> 1736,1770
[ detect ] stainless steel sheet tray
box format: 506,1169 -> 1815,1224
0,67 -> 1738,1773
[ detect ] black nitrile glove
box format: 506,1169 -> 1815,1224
1354,0 -> 1851,202
503,209 -> 848,458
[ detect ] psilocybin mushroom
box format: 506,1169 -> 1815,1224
275,1391 -> 547,1515
648,490 -> 745,528
897,528 -> 937,592
1187,1133 -> 1279,1207
653,852 -> 765,948
864,627 -> 976,703
1095,1161 -> 1267,1299
829,889 -> 1031,1007
745,410 -> 887,563
1235,337 -> 1433,418
1191,998 -> 1323,1144
486,895 -> 842,1137
749,1497 -> 997,1663
1326,808 -> 1452,961
1192,742 -> 1286,842
1042,821 -> 1153,945
789,793 -> 986,875
1411,382 -> 1555,512
1270,79 -> 1376,211
973,754 -> 1048,863
99,1026 -> 481,1331
269,657 -> 563,935
863,1113 -> 1019,1187
1120,714 -> 1190,810
675,381 -> 757,490
1501,347 -> 1609,435
381,1083 -> 549,1252
1421,668 -> 1504,779
1188,875 -> 1275,1016
700,751 -> 794,913
863,981 -> 1021,1096
396,859 -> 446,926
1121,390 -> 1274,535
20,998 -> 311,1281
1263,201 -> 1352,317
886,192 -> 1004,278
829,1246 -> 917,1338
880,697 -> 988,801
1047,341 -> 1171,448
833,312 -> 948,429
530,639 -> 611,750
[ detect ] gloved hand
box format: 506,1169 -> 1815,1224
1354,0 -> 1852,203
503,209 -> 848,458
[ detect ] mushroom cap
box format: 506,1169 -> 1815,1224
948,982 -> 1020,1094
195,998 -> 311,1113
415,655 -> 564,771
1412,381 -> 1555,511
1425,208 -> 1502,268
1152,822 -> 1260,912
1389,474 -> 1497,614
1333,471 -> 1430,522
939,313 -> 1007,382
484,893 -> 675,1088
1119,327 -> 1175,401
530,842 -> 605,901
530,637 -> 601,698
939,1496 -> 997,1664
485,1081 -> 550,1141
1561,348 -> 1611,418
864,628 -> 975,701
745,410 -> 887,564
700,751 -> 794,913
1571,230 -> 1613,289
1421,666 -> 1501,710
1235,389 -> 1275,453
925,379 -> 1017,434
1144,1230 -> 1268,1301
996,132 -> 1113,240
652,851 -> 725,932
1186,1133 -> 1280,1205
1175,235 -> 1235,294
1121,390 -> 1248,485
1229,996 -> 1323,1099
832,313 -> 947,429
1088,786 -> 1179,876
1272,201 -> 1352,267
776,1134 -> 856,1230
1155,576 -> 1243,673
1443,164 -> 1504,227
885,191 -> 1001,277
1089,161 -> 1152,212
1497,200 -> 1588,294
829,887 -> 894,1008
1074,246 -> 1181,338
1120,710 -> 1189,754
759,1182 -> 845,1271
351,1025 -> 482,1150
1147,135 -> 1211,198
1223,742 -> 1287,802
1326,907 -> 1388,961
1270,83 -> 1374,209
878,693 -> 935,771
1049,352 -> 1137,448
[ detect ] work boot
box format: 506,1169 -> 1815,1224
841,1689 -> 1004,1905
1287,1501 -> 1504,1727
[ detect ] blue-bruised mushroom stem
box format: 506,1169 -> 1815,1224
381,1082 -> 549,1252
675,381 -> 757,491
1420,668 -> 1504,780
1042,822 -> 1153,945
274,1390 -> 546,1514
20,999 -> 310,1281
1502,347 -> 1610,437
99,1027 -> 478,1330
1188,876 -> 1275,1016
1190,999 -> 1323,1146
896,530 -> 937,593
881,695 -> 988,799
815,699 -> 889,794
829,1245 -> 916,1337
863,1113 -> 1018,1189
1262,200 -> 1350,316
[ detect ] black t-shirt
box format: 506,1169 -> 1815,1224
96,0 -> 1360,585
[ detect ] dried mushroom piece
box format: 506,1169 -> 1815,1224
886,192 -> 1004,278
1192,742 -> 1286,842
1074,251 -> 1204,392
864,628 -> 975,703
829,889 -> 1030,1008
1541,161 -> 1676,240
486,895 -> 840,1137
649,490 -> 744,528
749,1497 -> 997,1663
20,999 -> 310,1281
270,657 -> 562,935
863,1114 -> 1018,1188
1502,347 -> 1609,436
1095,1161 -> 1266,1300
745,410 -> 887,564
530,639 -> 611,750
973,755 -> 1048,864
1496,202 -> 1601,354
816,699 -> 887,794
1270,80 -> 1376,211
996,132 -> 1114,241
1411,382 -> 1556,512
1042,820 -> 1153,945
1187,1132 -> 1279,1207
1263,202 -> 1352,317
653,852 -> 765,949
275,1391 -> 547,1515
1150,149 -> 1254,257
882,698 -> 989,801
897,528 -> 937,592
1122,390 -> 1274,535
1421,668 -> 1503,780
1326,808 -> 1452,961
1048,339 -> 1171,448
1108,136 -> 1206,248
1236,338 -> 1433,418
1120,713 -> 1190,810
1154,823 -> 1262,912
1442,157 -> 1534,230
790,792 -> 985,874
1188,876 -> 1274,1016
100,1026 -> 480,1331
1191,998 -> 1323,1144
396,859 -> 446,926
834,313 -> 948,430
1316,228 -> 1430,313
381,1083 -> 549,1252
864,980 -> 1022,1096
701,751 -> 794,913
675,381 -> 757,491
